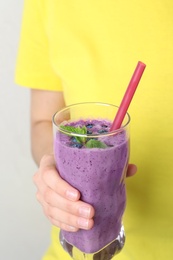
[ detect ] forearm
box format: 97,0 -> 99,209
30,89 -> 65,166
31,120 -> 53,166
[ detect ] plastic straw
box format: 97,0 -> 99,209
110,61 -> 146,131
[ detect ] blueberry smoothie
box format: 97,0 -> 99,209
54,118 -> 129,255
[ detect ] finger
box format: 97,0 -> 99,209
35,180 -> 95,229
45,189 -> 95,218
48,217 -> 79,232
38,191 -> 94,231
126,164 -> 137,177
40,154 -> 80,201
44,205 -> 94,230
36,182 -> 95,218
36,193 -> 79,231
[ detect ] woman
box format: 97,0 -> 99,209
15,0 -> 173,259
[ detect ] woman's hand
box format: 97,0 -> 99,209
33,154 -> 95,232
33,154 -> 137,232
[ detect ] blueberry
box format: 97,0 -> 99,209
102,124 -> 108,128
97,129 -> 108,133
71,136 -> 78,142
70,143 -> 83,148
86,123 -> 94,128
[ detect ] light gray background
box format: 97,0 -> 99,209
0,1 -> 50,259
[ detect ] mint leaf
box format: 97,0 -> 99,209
85,139 -> 107,148
60,125 -> 108,148
60,125 -> 87,143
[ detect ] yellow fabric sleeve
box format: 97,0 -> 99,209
15,0 -> 63,91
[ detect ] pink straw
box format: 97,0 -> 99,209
110,61 -> 146,131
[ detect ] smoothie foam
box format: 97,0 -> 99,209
54,119 -> 129,254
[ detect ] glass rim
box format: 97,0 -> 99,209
52,102 -> 131,138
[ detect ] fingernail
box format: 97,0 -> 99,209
79,206 -> 91,218
68,226 -> 77,231
78,218 -> 89,229
131,165 -> 137,175
66,190 -> 78,200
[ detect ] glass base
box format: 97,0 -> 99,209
60,225 -> 125,260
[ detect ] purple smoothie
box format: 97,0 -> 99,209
54,119 -> 129,254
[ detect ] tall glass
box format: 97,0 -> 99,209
53,102 -> 130,260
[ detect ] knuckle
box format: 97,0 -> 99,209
40,154 -> 55,168
41,166 -> 55,184
65,213 -> 74,226
40,154 -> 50,165
43,189 -> 53,204
44,204 -> 52,218
50,218 -> 61,229
48,207 -> 57,220
65,200 -> 80,217
65,200 -> 74,212
61,223 -> 78,232
41,167 -> 48,180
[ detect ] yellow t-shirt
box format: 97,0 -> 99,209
15,1 -> 173,259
